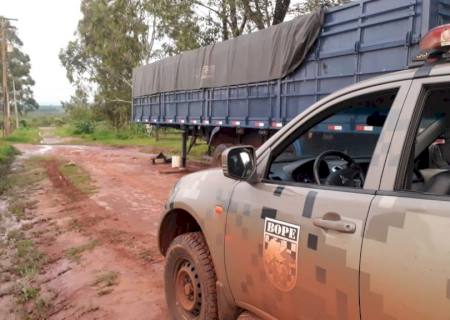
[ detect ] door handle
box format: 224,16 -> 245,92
313,213 -> 356,233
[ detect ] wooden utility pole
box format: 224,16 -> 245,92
1,18 -> 9,136
13,79 -> 18,129
0,17 -> 17,136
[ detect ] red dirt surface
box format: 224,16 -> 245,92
14,143 -> 204,319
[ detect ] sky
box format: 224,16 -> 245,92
0,0 -> 82,105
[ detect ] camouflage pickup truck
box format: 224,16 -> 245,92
158,25 -> 450,320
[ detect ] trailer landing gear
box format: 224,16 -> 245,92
181,128 -> 188,168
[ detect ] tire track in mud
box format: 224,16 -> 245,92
11,143 -> 204,319
29,158 -> 170,319
45,158 -> 163,266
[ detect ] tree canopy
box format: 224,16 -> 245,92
0,20 -> 38,115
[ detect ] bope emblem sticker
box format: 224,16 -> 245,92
263,218 -> 300,292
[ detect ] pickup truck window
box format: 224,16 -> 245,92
400,86 -> 450,196
267,89 -> 398,188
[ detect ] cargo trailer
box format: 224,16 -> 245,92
132,0 -> 450,166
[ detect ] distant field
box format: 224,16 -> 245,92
26,105 -> 64,118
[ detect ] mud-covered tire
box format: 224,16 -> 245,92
164,232 -> 218,320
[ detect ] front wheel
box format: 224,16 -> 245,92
164,232 -> 218,320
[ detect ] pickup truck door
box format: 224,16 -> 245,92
224,81 -> 411,319
361,76 -> 450,320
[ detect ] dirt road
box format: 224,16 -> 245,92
2,130 -> 202,319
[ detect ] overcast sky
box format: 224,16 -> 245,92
0,0 -> 81,105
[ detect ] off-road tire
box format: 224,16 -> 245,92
165,232 -> 218,320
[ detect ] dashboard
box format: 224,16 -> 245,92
268,157 -> 370,184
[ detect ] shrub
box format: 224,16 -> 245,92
73,120 -> 95,135
128,123 -> 148,137
115,132 -> 129,140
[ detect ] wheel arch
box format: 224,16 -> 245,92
158,208 -> 203,256
159,209 -> 241,320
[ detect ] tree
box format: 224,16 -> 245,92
292,0 -> 350,14
0,20 -> 38,115
147,0 -> 295,55
147,0 -> 349,56
59,0 -> 153,128
61,85 -> 91,120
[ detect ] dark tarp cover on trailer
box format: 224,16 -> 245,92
132,9 -> 324,97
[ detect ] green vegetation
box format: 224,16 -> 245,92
15,239 -> 46,278
13,239 -> 51,319
5,222 -> 51,319
0,150 -> 52,319
0,128 -> 40,178
7,229 -> 25,242
18,286 -> 40,304
1,127 -> 40,144
11,227 -> 51,319
92,271 -> 120,288
22,105 -> 66,127
0,141 -> 19,194
93,271 -> 120,296
10,202 -> 26,221
58,161 -> 96,195
0,156 -> 47,196
56,122 -> 208,159
0,128 -> 41,191
65,240 -> 99,263
0,141 -> 17,167
0,20 -> 38,114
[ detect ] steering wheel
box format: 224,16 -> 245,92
313,150 -> 365,187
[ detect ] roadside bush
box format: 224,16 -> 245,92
115,132 -> 129,140
2,128 -> 40,144
73,120 -> 95,135
128,123 -> 148,137
67,104 -> 93,122
53,118 -> 66,127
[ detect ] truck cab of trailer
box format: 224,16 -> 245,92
158,25 -> 450,320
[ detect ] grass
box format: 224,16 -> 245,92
15,239 -> 46,278
1,127 -> 40,144
65,240 -> 99,263
0,147 -> 53,319
92,271 -> 120,296
17,286 -> 51,319
0,141 -> 17,164
7,229 -> 25,242
0,142 -> 18,194
9,199 -> 39,221
0,156 -> 47,196
0,128 -> 40,188
92,271 -> 120,288
58,161 -> 96,195
10,202 -> 26,221
18,287 -> 40,303
55,123 -> 209,160
10,230 -> 51,317
7,227 -> 51,318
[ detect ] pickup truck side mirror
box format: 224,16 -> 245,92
222,146 -> 257,182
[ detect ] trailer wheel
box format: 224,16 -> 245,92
165,232 -> 218,320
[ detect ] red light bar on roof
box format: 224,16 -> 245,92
420,24 -> 450,52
